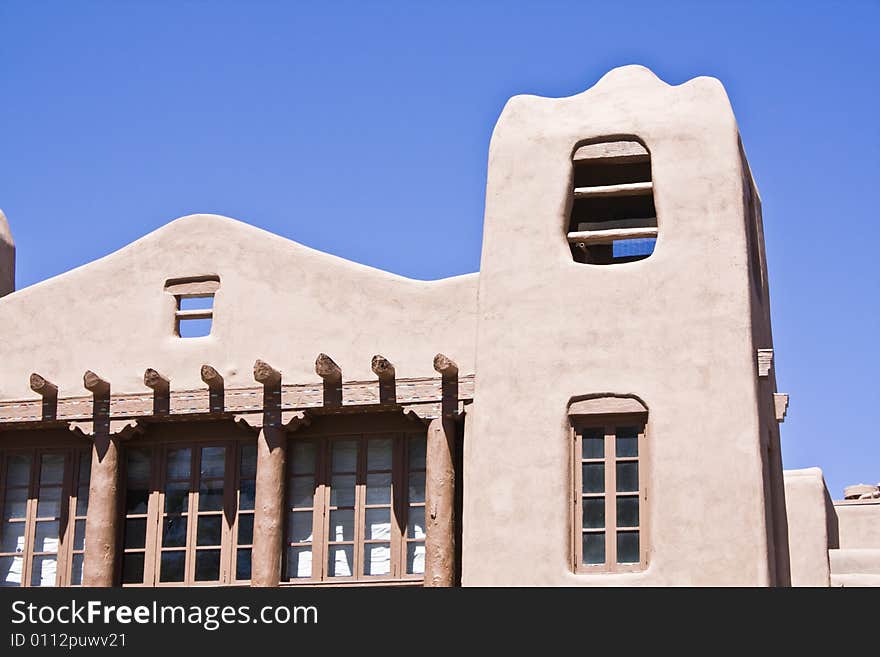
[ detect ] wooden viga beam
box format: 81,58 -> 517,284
30,372 -> 58,421
253,359 -> 282,387
143,368 -> 170,415
371,355 -> 396,404
201,364 -> 224,413
83,370 -> 110,396
315,353 -> 342,406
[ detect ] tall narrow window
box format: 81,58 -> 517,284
164,275 -> 220,338
0,448 -> 90,587
570,397 -> 648,573
121,434 -> 255,586
283,431 -> 427,584
567,140 -> 657,265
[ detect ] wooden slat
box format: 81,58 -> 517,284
573,181 -> 653,198
573,141 -> 648,164
175,309 -> 213,321
567,227 -> 658,245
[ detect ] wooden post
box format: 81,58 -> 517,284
81,371 -> 119,587
371,354 -> 396,404
315,353 -> 342,407
425,417 -> 456,587
251,359 -> 286,587
29,373 -> 58,421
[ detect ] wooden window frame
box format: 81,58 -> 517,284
120,432 -> 255,587
0,446 -> 90,587
571,414 -> 648,574
282,429 -> 426,586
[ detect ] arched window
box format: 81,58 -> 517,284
567,140 -> 657,265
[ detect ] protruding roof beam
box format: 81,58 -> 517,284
372,355 -> 396,404
433,354 -> 458,379
30,373 -> 58,398
316,353 -> 342,407
30,373 -> 58,421
201,364 -> 225,413
144,368 -> 170,416
83,370 -> 110,396
253,359 -> 282,387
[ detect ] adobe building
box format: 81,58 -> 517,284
0,65 -> 877,587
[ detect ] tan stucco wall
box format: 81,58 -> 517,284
834,500 -> 880,549
783,468 -> 832,586
463,65 -> 775,586
0,214 -> 478,400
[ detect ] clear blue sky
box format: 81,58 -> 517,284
1,2 -> 877,497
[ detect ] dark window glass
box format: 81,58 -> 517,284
583,532 -> 605,565
582,497 -> 605,529
616,462 -> 638,493
617,531 -> 640,564
582,463 -> 605,494
159,552 -> 185,583
616,496 -> 639,528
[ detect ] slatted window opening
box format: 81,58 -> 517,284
568,140 -> 657,265
574,423 -> 647,573
164,275 -> 220,338
283,432 -> 427,585
0,449 -> 90,587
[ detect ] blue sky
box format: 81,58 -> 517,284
0,2 -> 877,497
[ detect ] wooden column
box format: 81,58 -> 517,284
81,371 -> 120,587
251,360 -> 286,587
425,417 -> 456,587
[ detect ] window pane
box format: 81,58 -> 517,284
408,472 -> 425,504
582,497 -> 605,529
159,551 -> 185,582
70,553 -> 84,585
408,437 -> 426,470
34,521 -> 59,552
200,447 -> 226,479
616,462 -> 639,493
289,476 -> 314,509
73,519 -> 86,551
121,553 -> 145,584
330,475 -> 355,507
582,532 -> 605,565
328,510 -> 354,542
36,486 -> 62,517
327,545 -> 353,577
331,440 -> 357,473
164,482 -> 189,514
288,511 -> 313,543
127,448 -> 152,481
2,487 -> 27,519
238,514 -> 254,545
78,455 -> 91,487
30,555 -> 57,586
581,429 -> 604,459
236,548 -> 252,581
364,543 -> 391,576
39,454 -> 65,486
124,518 -> 147,549
616,428 -> 639,457
197,515 -> 223,546
194,549 -> 221,581
287,546 -> 312,579
126,488 -> 150,515
198,479 -> 224,512
291,441 -> 316,474
617,531 -> 640,564
6,454 -> 32,487
365,508 -> 391,540
239,479 -> 255,511
617,496 -> 639,528
407,506 -> 426,540
367,439 -> 393,471
407,543 -> 425,575
162,516 -> 188,548
366,473 -> 391,505
0,555 -> 23,586
240,445 -> 257,479
166,448 -> 191,480
179,295 -> 214,311
582,463 -> 605,494
76,485 -> 90,516
0,521 -> 26,553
